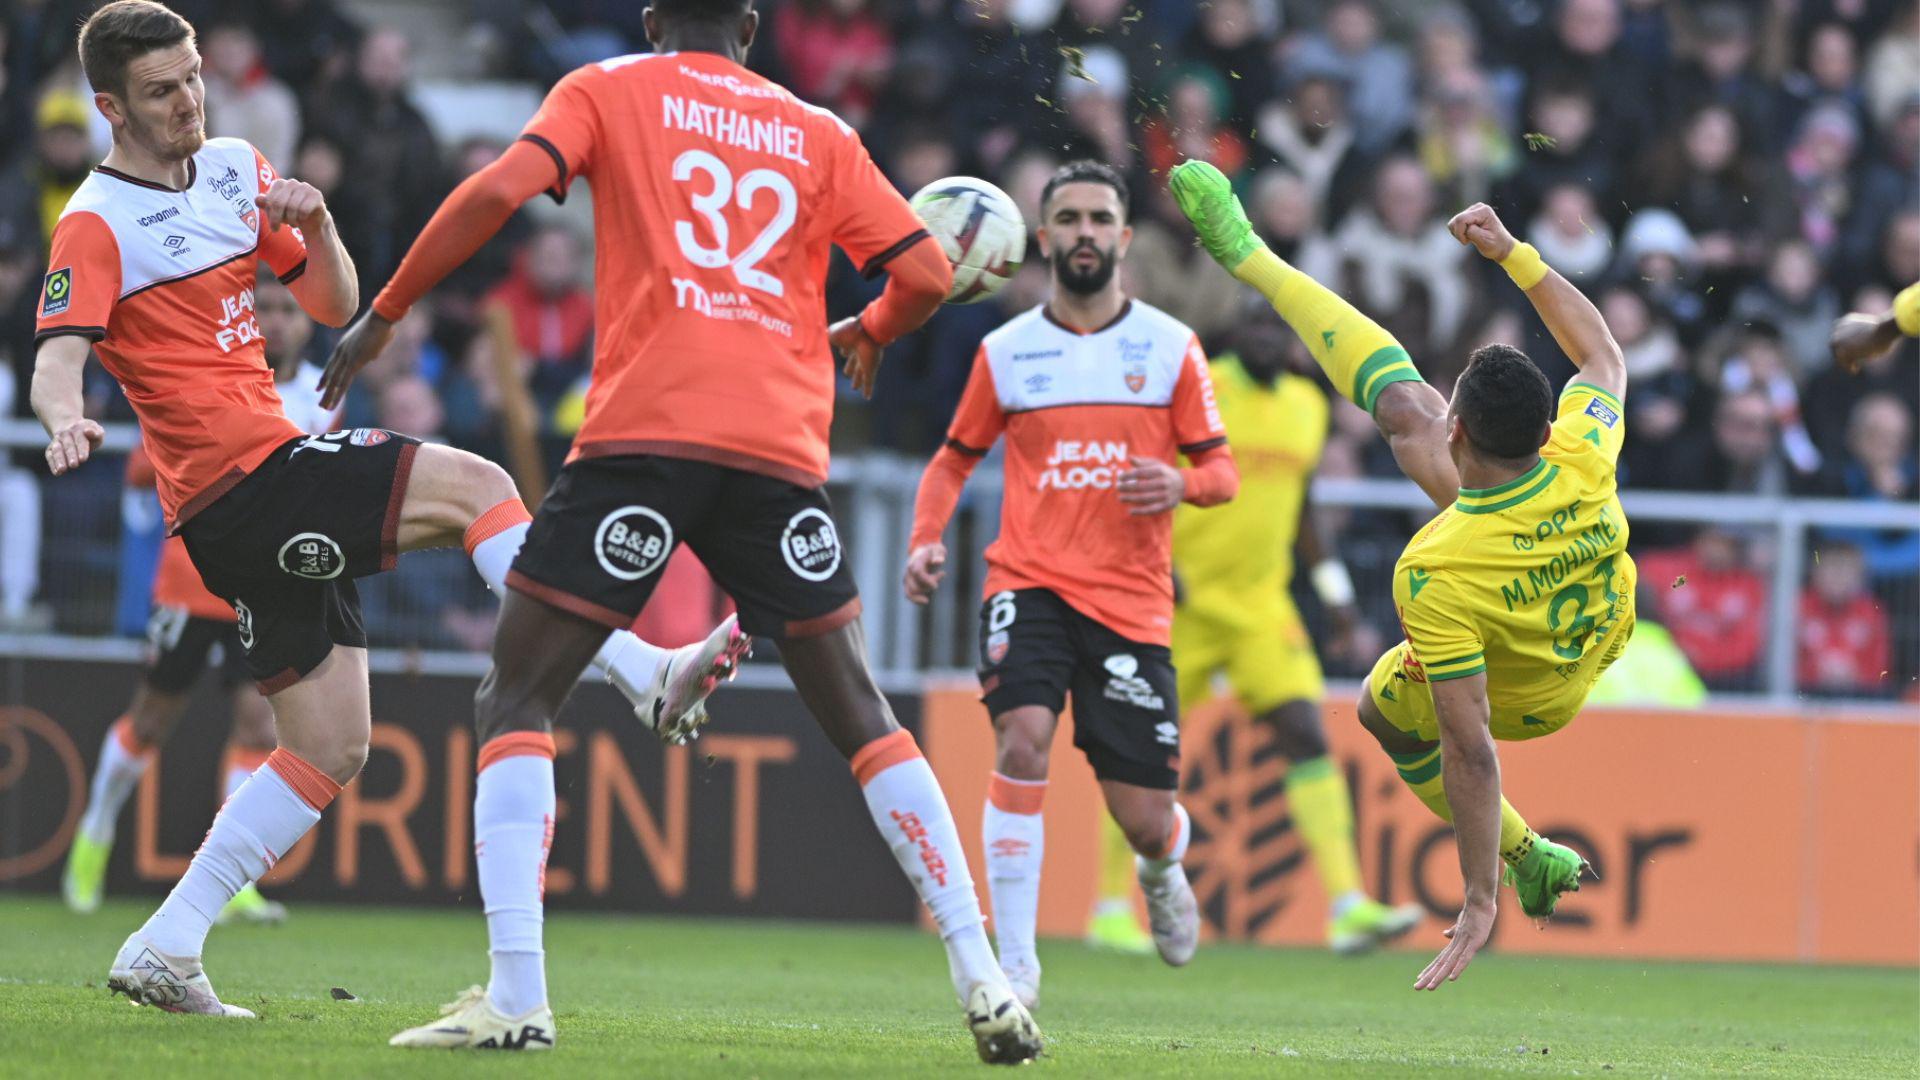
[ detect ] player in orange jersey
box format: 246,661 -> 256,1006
322,0 -> 1041,1061
61,271 -> 335,924
32,1 -> 725,1020
904,162 -> 1240,1010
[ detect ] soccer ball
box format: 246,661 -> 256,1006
909,176 -> 1026,305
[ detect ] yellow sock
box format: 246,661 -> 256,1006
1387,747 -> 1539,866
1285,756 -> 1362,901
1233,247 -> 1424,415
1096,813 -> 1136,904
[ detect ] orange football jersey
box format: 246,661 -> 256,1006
35,138 -> 310,528
944,302 -> 1227,645
518,51 -> 928,487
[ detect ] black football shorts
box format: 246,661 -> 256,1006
143,607 -> 251,694
977,587 -> 1182,790
180,429 -> 420,693
506,455 -> 861,639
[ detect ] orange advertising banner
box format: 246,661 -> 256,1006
921,684 -> 1919,966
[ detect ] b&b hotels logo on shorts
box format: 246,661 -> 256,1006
595,506 -> 673,581
782,508 -> 842,582
1102,652 -> 1165,711
279,532 -> 345,580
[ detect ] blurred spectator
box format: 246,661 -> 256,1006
1324,156 -> 1469,358
1804,286 -> 1920,459
1704,323 -> 1822,481
948,0 -> 1054,174
1255,72 -> 1368,225
1415,68 -> 1517,207
1496,75 -> 1615,227
1653,387 -> 1790,495
1527,182 -> 1612,284
1246,167 -> 1334,269
1779,22 -> 1870,138
1635,104 -> 1779,289
202,21 -> 300,168
1141,66 -> 1250,186
1055,46 -> 1136,177
1782,103 -> 1862,262
1798,543 -> 1891,698
1185,0 -> 1273,125
1839,94 -> 1918,291
306,27 -> 443,299
1861,4 -> 1920,129
248,0 -> 360,93
0,238 -> 44,629
1639,529 -> 1768,691
1286,0 -> 1415,152
1731,242 -> 1840,377
1528,0 -> 1656,148
773,0 -> 894,132
472,224 -> 594,440
0,91 -> 94,251
1666,2 -> 1774,150
1616,209 -> 1711,345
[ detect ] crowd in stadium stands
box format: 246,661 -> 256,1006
0,0 -> 1912,695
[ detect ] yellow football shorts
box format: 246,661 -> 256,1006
1365,611 -> 1635,743
1173,587 -> 1324,713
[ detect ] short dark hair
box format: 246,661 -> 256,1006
1453,343 -> 1553,460
79,0 -> 195,97
1040,160 -> 1130,221
652,0 -> 754,26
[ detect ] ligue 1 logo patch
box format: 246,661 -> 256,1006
278,532 -> 345,580
595,505 -> 672,582
781,508 -> 842,582
1584,397 -> 1620,428
41,267 -> 70,317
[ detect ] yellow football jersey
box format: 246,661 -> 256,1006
1173,358 -> 1328,599
1389,381 -> 1636,727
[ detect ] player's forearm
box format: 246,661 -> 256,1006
1894,282 -> 1920,338
1179,445 -> 1238,507
30,341 -> 89,435
1434,689 -> 1503,906
909,444 -> 980,549
858,238 -> 951,345
1506,248 -> 1624,380
371,141 -> 552,323
294,212 -> 357,326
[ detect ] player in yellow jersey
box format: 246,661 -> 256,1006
1086,323 -> 1422,955
1171,159 -> 1628,990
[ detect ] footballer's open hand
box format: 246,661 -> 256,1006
904,543 -> 948,604
1117,456 -> 1184,516
830,315 -> 883,399
44,418 -> 104,476
1447,203 -> 1517,262
318,312 -> 397,410
256,178 -> 330,235
1415,898 -> 1496,991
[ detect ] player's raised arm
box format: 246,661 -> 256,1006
258,174 -> 356,327
1449,203 -> 1626,404
317,135 -> 559,409
1414,671 -> 1501,991
30,335 -> 104,476
905,348 -> 1003,604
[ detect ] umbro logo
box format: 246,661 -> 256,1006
164,235 -> 185,248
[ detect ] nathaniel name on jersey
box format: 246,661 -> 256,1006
945,301 -> 1227,646
1392,382 -> 1635,720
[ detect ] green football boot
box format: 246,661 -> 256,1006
1505,836 -> 1592,918
1084,904 -> 1154,955
62,833 -> 110,914
1328,898 -> 1426,956
218,882 -> 288,926
1167,160 -> 1265,271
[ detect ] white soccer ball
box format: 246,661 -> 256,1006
908,176 -> 1027,305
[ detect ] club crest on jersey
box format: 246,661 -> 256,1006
781,508 -> 842,582
278,532 -> 345,580
1583,397 -> 1620,428
347,428 -> 391,447
595,506 -> 673,582
1124,363 -> 1147,394
41,267 -> 70,317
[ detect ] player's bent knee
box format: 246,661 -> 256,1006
1118,806 -> 1176,856
472,677 -> 553,747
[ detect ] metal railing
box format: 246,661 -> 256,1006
0,422 -> 1914,706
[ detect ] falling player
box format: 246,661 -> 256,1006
62,272 -> 335,924
1173,159 -> 1628,989
904,161 -> 1240,1010
33,0 -> 727,1019
1159,316 -> 1422,955
321,0 -> 1041,1062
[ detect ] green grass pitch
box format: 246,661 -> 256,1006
0,895 -> 1912,1077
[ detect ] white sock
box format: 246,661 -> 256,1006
852,730 -> 1003,1002
981,773 -> 1046,973
1137,803 -> 1192,884
468,515 -> 667,693
79,719 -> 150,846
475,738 -> 556,1017
140,750 -> 332,957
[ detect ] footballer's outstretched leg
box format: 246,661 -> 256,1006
1103,782 -> 1198,967
782,621 -> 1043,1065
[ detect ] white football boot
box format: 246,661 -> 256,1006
1000,956 -> 1041,1012
606,615 -> 751,744
107,934 -> 255,1017
1138,859 -> 1200,967
965,982 -> 1043,1065
390,985 -> 555,1051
